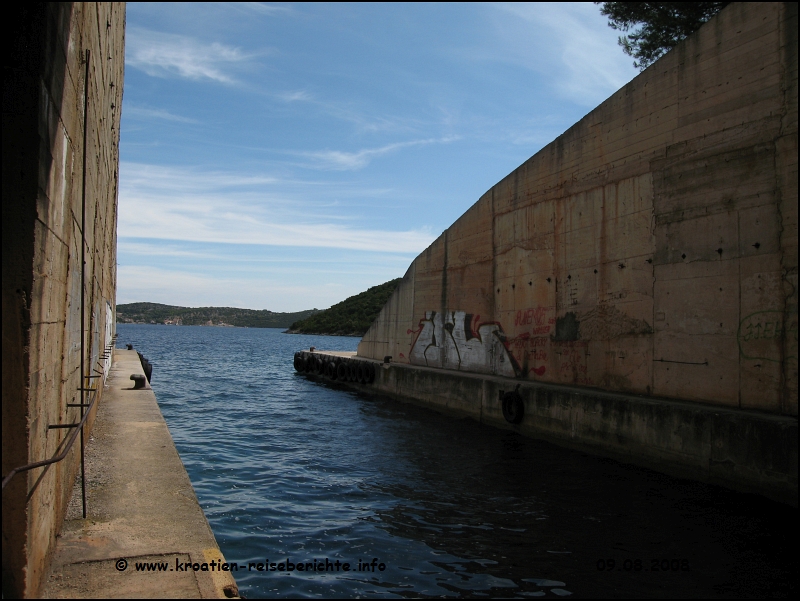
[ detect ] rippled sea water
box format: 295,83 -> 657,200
116,324 -> 795,599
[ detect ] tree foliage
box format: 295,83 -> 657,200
597,2 -> 730,70
288,278 -> 402,336
116,302 -> 319,328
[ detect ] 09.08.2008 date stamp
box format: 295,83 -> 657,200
596,559 -> 690,572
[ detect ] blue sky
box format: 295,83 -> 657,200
118,2 -> 638,312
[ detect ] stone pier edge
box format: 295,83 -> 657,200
300,352 -> 798,506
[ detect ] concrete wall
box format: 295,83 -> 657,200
359,2 -> 798,417
2,4 -> 124,597
301,353 -> 796,505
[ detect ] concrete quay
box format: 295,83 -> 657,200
297,350 -> 798,507
41,350 -> 238,599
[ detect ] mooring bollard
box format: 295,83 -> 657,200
130,374 -> 147,390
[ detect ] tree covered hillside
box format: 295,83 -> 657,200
117,303 -> 318,328
287,278 -> 401,336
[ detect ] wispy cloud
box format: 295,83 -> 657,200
117,265 -> 326,310
270,89 -> 435,135
121,163 -> 280,192
277,90 -> 313,102
477,3 -> 637,106
295,136 -> 460,171
118,162 -> 435,253
126,28 -> 257,83
119,240 -> 415,266
124,106 -> 199,123
234,3 -> 294,16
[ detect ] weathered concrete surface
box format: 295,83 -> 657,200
41,350 -> 239,599
3,4 -> 125,596
303,351 -> 797,506
358,2 -> 798,417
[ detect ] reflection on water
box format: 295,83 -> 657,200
117,325 -> 795,598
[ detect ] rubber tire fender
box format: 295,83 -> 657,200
325,361 -> 336,379
294,353 -> 305,372
336,361 -> 347,380
366,363 -> 375,384
356,362 -> 367,383
502,390 -> 524,424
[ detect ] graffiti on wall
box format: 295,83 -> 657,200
505,306 -> 557,377
408,303 -> 653,386
506,308 -> 592,383
738,310 -> 798,362
408,311 -> 519,377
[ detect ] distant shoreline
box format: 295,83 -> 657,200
283,329 -> 362,337
117,322 -> 276,328
116,302 -> 318,329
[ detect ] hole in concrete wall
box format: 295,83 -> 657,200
682,254 -> 686,259
753,242 -> 761,249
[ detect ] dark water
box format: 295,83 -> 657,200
116,324 -> 795,599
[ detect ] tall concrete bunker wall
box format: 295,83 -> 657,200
359,2 -> 798,417
2,4 -> 125,597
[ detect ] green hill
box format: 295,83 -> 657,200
116,303 -> 318,328
287,278 -> 401,336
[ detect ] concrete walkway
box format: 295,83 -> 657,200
41,350 -> 238,599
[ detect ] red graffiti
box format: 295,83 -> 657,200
531,325 -> 551,335
515,307 -> 549,327
407,314 -> 432,353
399,353 -> 405,358
532,365 -> 546,376
530,336 -> 549,347
507,332 -> 531,348
470,314 -> 481,338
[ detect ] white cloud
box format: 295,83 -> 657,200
118,162 -> 435,254
118,241 -> 414,267
117,265 -> 318,309
121,162 -> 280,192
296,136 -> 460,171
277,90 -> 313,102
234,3 -> 294,16
124,106 -> 199,123
126,28 -> 256,83
479,3 -> 637,106
117,265 -> 392,312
